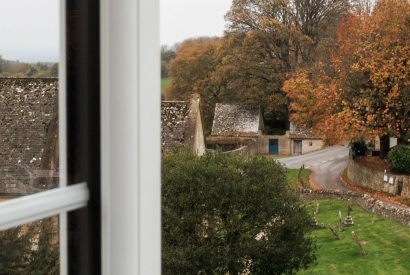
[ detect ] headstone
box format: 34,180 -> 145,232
343,200 -> 354,226
311,216 -> 319,227
343,215 -> 354,226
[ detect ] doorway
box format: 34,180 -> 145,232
293,140 -> 302,155
269,139 -> 279,155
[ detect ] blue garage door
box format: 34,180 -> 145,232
269,139 -> 279,155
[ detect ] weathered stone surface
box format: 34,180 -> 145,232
288,122 -> 321,139
347,158 -> 410,197
161,101 -> 190,153
161,94 -> 205,155
0,78 -> 59,194
299,189 -> 410,227
211,104 -> 262,137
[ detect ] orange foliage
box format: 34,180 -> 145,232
284,0 -> 410,143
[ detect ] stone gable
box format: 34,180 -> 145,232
161,101 -> 191,153
161,94 -> 205,155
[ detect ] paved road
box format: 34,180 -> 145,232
278,146 -> 350,190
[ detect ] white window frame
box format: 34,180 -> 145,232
100,0 -> 161,274
0,0 -> 161,274
0,2 -> 89,275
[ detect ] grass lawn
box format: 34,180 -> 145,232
286,168 -> 311,188
299,200 -> 410,274
161,77 -> 171,95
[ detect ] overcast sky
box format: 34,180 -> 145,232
161,0 -> 233,47
0,0 -> 58,63
0,0 -> 231,62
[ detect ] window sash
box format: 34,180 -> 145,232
0,1 -> 90,275
0,0 -> 161,274
0,183 -> 88,231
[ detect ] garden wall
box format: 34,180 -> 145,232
299,189 -> 410,227
346,158 -> 410,197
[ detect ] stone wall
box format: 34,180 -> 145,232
301,139 -> 324,154
260,135 -> 291,155
347,158 -> 410,197
299,189 -> 410,227
0,78 -> 59,194
224,139 -> 262,155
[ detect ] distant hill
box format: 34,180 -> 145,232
0,56 -> 58,78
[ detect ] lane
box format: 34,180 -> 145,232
277,146 -> 410,211
277,146 -> 349,190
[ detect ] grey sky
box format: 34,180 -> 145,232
0,0 -> 58,63
0,0 -> 231,62
161,0 -> 232,47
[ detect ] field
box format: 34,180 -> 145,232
161,77 -> 171,96
299,200 -> 410,274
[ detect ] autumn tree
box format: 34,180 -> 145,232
210,30 -> 292,132
226,0 -> 350,68
347,0 -> 410,156
166,38 -> 224,132
283,69 -> 351,144
284,0 -> 410,156
167,0 -> 350,134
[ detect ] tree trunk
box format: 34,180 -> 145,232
379,135 -> 390,159
397,135 -> 409,145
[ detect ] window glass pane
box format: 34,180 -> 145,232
0,1 -> 60,273
0,216 -> 59,274
0,0 -> 59,198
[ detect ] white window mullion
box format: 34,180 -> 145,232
58,1 -> 68,274
101,0 -> 161,274
0,183 -> 89,231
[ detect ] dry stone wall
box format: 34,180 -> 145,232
299,189 -> 410,227
0,78 -> 59,194
347,158 -> 410,197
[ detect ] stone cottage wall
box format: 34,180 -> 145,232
224,139 -> 262,155
259,135 -> 291,155
347,158 -> 410,197
0,78 -> 59,193
301,139 -> 324,154
299,189 -> 410,227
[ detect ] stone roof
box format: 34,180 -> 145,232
0,78 -> 59,194
289,122 -> 321,139
161,101 -> 192,153
211,103 -> 262,137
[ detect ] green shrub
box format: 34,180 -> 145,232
351,139 -> 368,157
162,151 -> 316,274
388,145 -> 410,174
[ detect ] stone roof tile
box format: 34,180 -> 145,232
211,103 -> 261,136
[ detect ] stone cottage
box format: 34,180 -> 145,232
206,103 -> 263,152
255,123 -> 324,155
161,94 -> 206,156
207,103 -> 324,155
0,78 -> 59,195
286,123 -> 324,155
